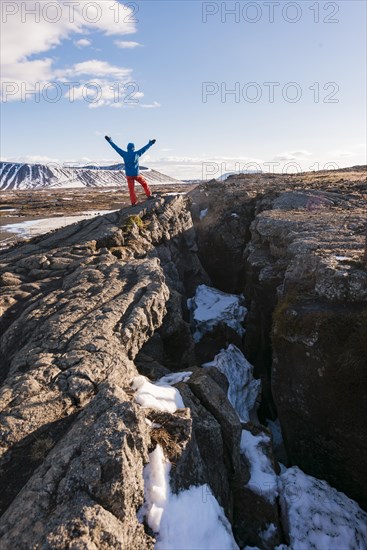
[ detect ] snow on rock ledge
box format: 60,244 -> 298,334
187,284 -> 247,342
203,344 -> 261,422
279,466 -> 367,550
132,373 -> 191,413
240,430 -> 278,503
142,445 -> 239,550
141,445 -> 171,533
156,372 -> 192,386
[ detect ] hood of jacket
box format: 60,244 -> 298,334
127,143 -> 135,151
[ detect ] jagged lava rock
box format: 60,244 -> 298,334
189,169 -> 367,509
0,196 -> 209,547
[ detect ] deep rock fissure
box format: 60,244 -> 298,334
135,279 -> 285,547
190,188 -> 281,424
189,178 -> 367,513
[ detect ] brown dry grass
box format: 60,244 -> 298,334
150,427 -> 182,461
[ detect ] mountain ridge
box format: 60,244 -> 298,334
0,161 -> 179,190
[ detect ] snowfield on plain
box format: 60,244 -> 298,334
1,210 -> 118,239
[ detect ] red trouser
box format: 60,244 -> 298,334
126,175 -> 151,205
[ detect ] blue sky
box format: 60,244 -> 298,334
1,0 -> 366,179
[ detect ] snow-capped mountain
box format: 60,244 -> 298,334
0,162 -> 180,190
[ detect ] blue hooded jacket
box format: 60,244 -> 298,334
107,139 -> 154,176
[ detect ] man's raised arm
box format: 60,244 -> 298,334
136,139 -> 156,157
105,136 -> 126,158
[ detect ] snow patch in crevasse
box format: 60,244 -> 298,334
240,430 -> 278,503
142,445 -> 170,533
203,344 -> 261,422
135,371 -> 238,548
132,373 -> 191,413
136,285 -> 367,549
260,523 -> 278,545
187,284 -> 247,343
279,466 -> 367,550
156,485 -> 239,550
142,445 -> 239,550
156,372 -> 192,386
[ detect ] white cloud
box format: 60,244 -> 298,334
149,152 -> 366,179
115,40 -> 142,49
0,2 -> 159,108
57,71 -> 145,109
63,157 -> 116,166
291,150 -> 312,157
329,150 -> 354,158
328,148 -> 366,159
57,59 -> 132,79
1,1 -> 136,64
0,1 -> 138,102
2,58 -> 54,83
148,155 -> 263,166
273,150 -> 312,161
2,155 -> 60,164
74,38 -> 92,48
273,155 -> 295,162
144,154 -> 264,180
141,101 -> 161,109
1,59 -> 140,106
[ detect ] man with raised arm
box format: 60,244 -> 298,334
105,136 -> 156,205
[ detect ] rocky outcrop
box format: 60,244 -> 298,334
188,168 -> 367,510
0,196 -> 210,547
266,219 -> 367,509
244,191 -> 367,508
0,384 -> 153,549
